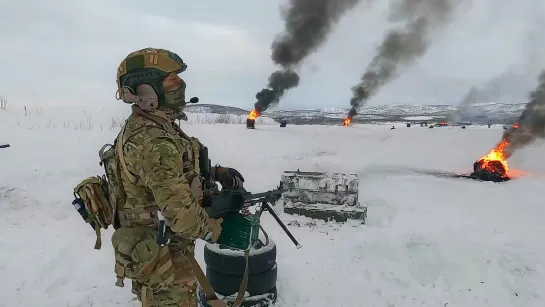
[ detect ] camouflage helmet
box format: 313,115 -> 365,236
116,48 -> 187,104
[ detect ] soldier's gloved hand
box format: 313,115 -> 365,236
212,165 -> 244,189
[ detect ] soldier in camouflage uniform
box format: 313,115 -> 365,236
112,48 -> 244,307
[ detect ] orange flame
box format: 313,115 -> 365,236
476,140 -> 510,175
343,117 -> 351,127
248,110 -> 260,120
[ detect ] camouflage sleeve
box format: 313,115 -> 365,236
135,136 -> 211,240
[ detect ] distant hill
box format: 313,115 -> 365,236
184,102 -> 526,125
184,104 -> 249,116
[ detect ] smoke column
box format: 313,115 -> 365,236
451,7 -> 545,123
448,70 -> 512,123
502,70 -> 545,158
346,0 -> 466,119
504,6 -> 545,156
254,0 -> 363,114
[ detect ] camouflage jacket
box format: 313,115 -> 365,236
116,105 -> 211,241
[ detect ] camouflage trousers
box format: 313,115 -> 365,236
131,240 -> 198,307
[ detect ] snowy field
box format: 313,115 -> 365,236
1,106 -> 545,307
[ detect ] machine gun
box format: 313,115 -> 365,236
205,188 -> 282,218
156,145 -> 302,250
205,185 -> 301,249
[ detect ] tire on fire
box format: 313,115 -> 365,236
471,159 -> 509,182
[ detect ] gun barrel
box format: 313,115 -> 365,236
242,189 -> 282,203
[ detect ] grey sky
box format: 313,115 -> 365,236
1,0 -> 544,110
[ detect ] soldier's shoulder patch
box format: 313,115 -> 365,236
141,126 -> 171,139
139,137 -> 183,168
125,125 -> 169,145
145,136 -> 180,154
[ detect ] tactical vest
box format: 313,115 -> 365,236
115,113 -> 203,229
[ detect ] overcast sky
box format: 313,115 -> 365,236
1,0 -> 544,110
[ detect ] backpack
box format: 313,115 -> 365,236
72,130 -> 126,249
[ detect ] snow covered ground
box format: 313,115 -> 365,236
1,106 -> 545,307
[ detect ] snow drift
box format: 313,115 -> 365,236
1,105 -> 545,307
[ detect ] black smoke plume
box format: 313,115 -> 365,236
254,0 -> 362,113
254,70 -> 300,113
450,11 -> 545,123
347,0 -> 465,119
502,70 -> 545,158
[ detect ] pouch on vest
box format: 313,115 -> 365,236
73,176 -> 115,249
111,225 -> 175,290
71,140 -> 127,249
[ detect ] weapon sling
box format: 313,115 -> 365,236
187,249 -> 250,307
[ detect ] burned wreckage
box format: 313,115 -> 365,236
443,140 -> 512,183
468,124 -> 521,183
470,157 -> 509,182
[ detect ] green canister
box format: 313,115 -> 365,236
216,213 -> 261,250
